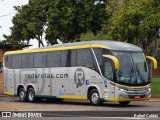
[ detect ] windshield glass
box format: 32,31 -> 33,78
112,52 -> 150,86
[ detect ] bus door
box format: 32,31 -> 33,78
103,62 -> 115,102
102,55 -> 120,102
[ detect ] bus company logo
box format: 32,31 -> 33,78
74,68 -> 85,86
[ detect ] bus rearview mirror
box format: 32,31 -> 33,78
146,56 -> 157,69
102,55 -> 120,70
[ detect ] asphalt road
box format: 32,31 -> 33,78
0,95 -> 160,120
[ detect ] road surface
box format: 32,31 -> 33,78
0,95 -> 159,120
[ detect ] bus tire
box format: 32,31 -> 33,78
27,88 -> 36,102
19,88 -> 27,102
89,89 -> 103,106
119,101 -> 130,106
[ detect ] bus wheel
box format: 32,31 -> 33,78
27,88 -> 36,102
89,89 -> 102,106
19,88 -> 27,102
119,101 -> 130,106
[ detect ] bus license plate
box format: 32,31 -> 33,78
135,96 -> 140,99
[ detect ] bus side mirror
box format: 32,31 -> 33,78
102,55 -> 120,70
146,56 -> 157,69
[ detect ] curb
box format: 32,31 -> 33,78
148,98 -> 160,102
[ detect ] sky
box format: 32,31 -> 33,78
0,0 -> 46,49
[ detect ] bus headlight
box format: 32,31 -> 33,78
116,87 -> 127,93
148,87 -> 151,92
145,86 -> 151,92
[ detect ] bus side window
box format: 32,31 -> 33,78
12,54 -> 22,69
47,51 -> 61,67
104,60 -> 113,80
71,50 -> 77,67
22,53 -> 33,68
34,52 -> 47,68
76,49 -> 94,67
4,55 -> 13,69
93,48 -> 110,73
93,48 -> 110,67
93,48 -> 103,67
66,50 -> 71,67
61,51 -> 68,67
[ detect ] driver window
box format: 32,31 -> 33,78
104,61 -> 113,80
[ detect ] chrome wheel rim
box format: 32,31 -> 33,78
29,91 -> 34,101
20,91 -> 25,100
92,92 -> 99,104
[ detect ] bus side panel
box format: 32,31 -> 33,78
34,68 -> 52,97
19,68 -> 56,97
83,67 -> 105,99
4,68 -> 15,95
54,67 -> 70,98
69,67 -> 86,98
55,67 -> 104,100
83,67 -> 115,101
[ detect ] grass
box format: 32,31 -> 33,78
151,77 -> 160,98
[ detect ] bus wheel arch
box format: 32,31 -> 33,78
87,86 -> 103,106
17,85 -> 27,102
26,85 -> 36,102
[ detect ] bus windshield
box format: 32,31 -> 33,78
112,52 -> 150,86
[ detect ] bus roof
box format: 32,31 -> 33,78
5,40 -> 142,55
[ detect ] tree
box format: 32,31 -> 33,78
4,0 -> 50,47
45,0 -> 108,44
104,0 -> 160,55
77,31 -> 111,42
4,0 -> 108,47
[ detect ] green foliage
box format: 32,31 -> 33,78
151,77 -> 160,98
4,0 -> 50,47
4,0 -> 108,47
0,39 -> 29,49
76,31 -> 111,42
104,0 -> 160,55
156,48 -> 160,63
46,0 -> 108,44
2,0 -> 160,55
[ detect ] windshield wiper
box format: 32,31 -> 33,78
129,67 -> 134,78
135,65 -> 145,83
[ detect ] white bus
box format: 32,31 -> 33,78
3,41 -> 157,106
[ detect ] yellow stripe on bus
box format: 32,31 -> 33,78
59,96 -> 87,100
4,92 -> 13,95
4,44 -> 108,55
108,98 -> 150,102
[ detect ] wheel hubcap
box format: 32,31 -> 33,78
29,91 -> 34,101
92,92 -> 99,104
20,91 -> 25,100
